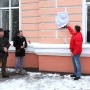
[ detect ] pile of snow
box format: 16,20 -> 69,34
0,68 -> 90,90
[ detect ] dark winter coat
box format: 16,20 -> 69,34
13,35 -> 27,56
4,30 -> 10,41
68,26 -> 83,55
0,37 -> 10,59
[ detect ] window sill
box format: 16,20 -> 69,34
9,42 -> 90,57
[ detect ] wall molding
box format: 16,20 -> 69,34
9,42 -> 90,57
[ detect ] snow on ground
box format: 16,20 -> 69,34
0,68 -> 90,90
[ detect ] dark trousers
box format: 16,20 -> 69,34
0,57 -> 7,76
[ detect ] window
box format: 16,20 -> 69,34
0,0 -> 9,7
86,0 -> 90,43
86,0 -> 90,2
0,0 -> 19,41
87,6 -> 90,42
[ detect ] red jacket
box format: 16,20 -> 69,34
68,26 -> 83,55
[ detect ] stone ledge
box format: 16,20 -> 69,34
9,42 -> 90,57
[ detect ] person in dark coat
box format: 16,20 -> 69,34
4,30 -> 10,41
0,28 -> 10,78
13,30 -> 27,73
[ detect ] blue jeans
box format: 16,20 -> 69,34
72,54 -> 81,77
15,56 -> 24,71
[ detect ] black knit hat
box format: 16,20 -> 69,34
0,28 -> 4,32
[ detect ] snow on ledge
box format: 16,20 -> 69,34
8,42 -> 90,57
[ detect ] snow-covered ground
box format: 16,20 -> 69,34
0,68 -> 90,90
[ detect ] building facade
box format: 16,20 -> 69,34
0,0 -> 90,74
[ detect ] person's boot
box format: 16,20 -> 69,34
20,69 -> 25,73
15,69 -> 20,74
74,77 -> 80,80
2,72 -> 9,78
2,74 -> 9,78
70,74 -> 76,77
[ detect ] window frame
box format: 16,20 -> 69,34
82,0 -> 90,44
0,0 -> 20,41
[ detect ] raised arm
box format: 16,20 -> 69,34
67,26 -> 76,35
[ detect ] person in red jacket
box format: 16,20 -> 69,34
67,25 -> 83,80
